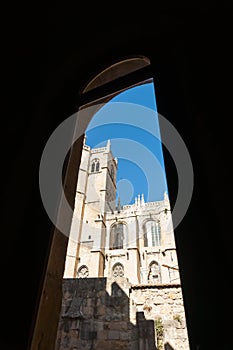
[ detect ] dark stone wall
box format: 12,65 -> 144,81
55,278 -> 156,350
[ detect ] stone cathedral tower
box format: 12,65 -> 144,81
64,138 -> 118,279
57,138 -> 190,350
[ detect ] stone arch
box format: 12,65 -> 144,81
83,56 -> 150,93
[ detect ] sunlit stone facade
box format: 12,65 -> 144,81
57,139 -> 190,350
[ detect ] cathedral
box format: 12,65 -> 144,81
56,138 -> 190,350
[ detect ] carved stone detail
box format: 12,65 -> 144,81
77,265 -> 89,278
112,263 -> 124,278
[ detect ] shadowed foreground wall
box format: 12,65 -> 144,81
55,278 -> 155,350
55,278 -> 189,350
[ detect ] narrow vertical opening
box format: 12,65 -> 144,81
54,56 -> 190,350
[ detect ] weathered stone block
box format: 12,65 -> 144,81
120,332 -> 129,340
108,330 -> 120,340
109,321 -> 128,331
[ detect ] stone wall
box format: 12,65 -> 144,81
130,284 -> 190,350
55,278 -> 190,350
55,278 -> 156,350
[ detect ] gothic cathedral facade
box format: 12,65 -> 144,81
64,139 -> 180,286
56,139 -> 190,350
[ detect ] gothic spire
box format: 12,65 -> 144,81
106,139 -> 111,151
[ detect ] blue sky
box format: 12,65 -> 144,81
86,82 -> 168,205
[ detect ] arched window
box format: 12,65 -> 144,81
91,162 -> 95,173
96,161 -> 100,172
112,262 -> 124,278
77,265 -> 89,278
90,158 -> 100,173
148,261 -> 161,283
143,220 -> 161,247
110,222 -> 127,249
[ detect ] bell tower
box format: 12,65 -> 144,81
63,139 -> 117,278
85,139 -> 117,214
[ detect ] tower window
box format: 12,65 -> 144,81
90,158 -> 100,173
91,162 -> 95,173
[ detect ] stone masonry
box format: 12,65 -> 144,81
130,284 -> 190,350
55,277 -> 190,350
55,278 -> 156,350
